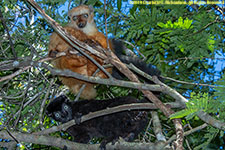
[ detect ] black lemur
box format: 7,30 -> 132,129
46,95 -> 149,150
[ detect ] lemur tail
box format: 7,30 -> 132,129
111,39 -> 163,83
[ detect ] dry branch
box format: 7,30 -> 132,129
0,130 -> 170,150
197,110 -> 225,130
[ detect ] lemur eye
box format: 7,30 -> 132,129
64,105 -> 69,110
83,14 -> 88,18
54,112 -> 60,118
72,16 -> 78,21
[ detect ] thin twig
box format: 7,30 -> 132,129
0,9 -> 17,59
39,79 -> 55,126
104,0 -> 110,50
185,139 -> 192,150
12,73 -> 32,127
74,65 -> 104,101
166,123 -> 208,145
186,17 -> 218,37
119,39 -> 146,60
68,0 -> 71,14
128,63 -> 188,105
142,119 -> 153,142
6,129 -> 29,150
161,76 -> 216,88
0,57 -> 51,82
160,56 -> 225,64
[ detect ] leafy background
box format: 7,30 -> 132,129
0,0 -> 225,149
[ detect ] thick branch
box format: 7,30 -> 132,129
197,110 -> 225,131
0,141 -> 17,149
0,130 -> 170,150
128,63 -> 188,105
0,57 -> 163,93
151,111 -> 166,142
41,62 -> 162,91
0,130 -> 97,150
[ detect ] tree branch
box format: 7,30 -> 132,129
166,123 -> 208,145
39,79 -> 55,126
161,75 -> 216,88
0,9 -> 17,59
151,111 -> 166,142
0,57 -> 51,82
0,130 -> 171,150
34,61 -> 162,91
197,110 -> 225,131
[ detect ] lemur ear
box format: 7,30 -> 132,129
64,96 -> 70,103
68,9 -> 73,21
88,5 -> 94,13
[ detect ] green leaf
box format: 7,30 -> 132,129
117,0 -> 122,12
143,26 -> 149,35
170,109 -> 193,119
185,111 -> 197,120
87,0 -> 98,5
157,22 -> 165,28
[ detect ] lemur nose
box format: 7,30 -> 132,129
78,23 -> 85,28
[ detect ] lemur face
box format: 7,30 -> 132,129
68,5 -> 94,29
52,103 -> 73,123
71,13 -> 89,28
46,95 -> 73,123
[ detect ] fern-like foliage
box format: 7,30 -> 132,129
193,126 -> 220,150
210,73 -> 225,121
170,92 -> 209,120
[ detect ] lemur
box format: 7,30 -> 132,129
49,5 -> 111,99
46,95 -> 149,150
48,5 -> 162,99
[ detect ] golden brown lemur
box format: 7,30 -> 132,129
49,5 -> 162,100
48,5 -> 113,100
